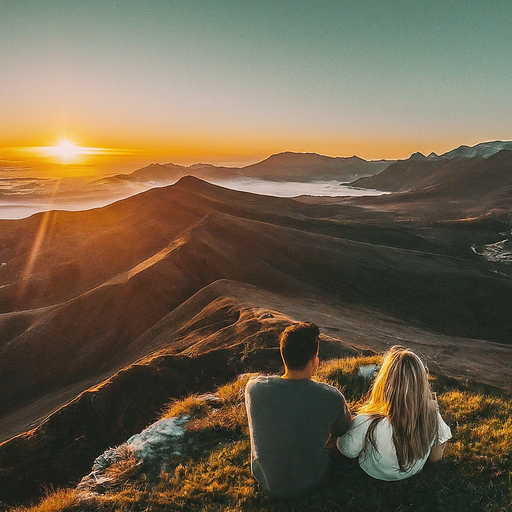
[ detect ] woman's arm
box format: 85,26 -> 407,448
428,442 -> 446,462
337,415 -> 369,458
429,406 -> 451,462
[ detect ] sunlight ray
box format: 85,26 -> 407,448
16,180 -> 62,304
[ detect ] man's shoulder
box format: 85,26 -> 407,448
245,375 -> 280,393
246,374 -> 279,385
245,376 -> 345,405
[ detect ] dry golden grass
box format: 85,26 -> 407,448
216,374 -> 255,405
318,355 -> 383,376
316,355 -> 383,405
12,489 -> 78,512
161,374 -> 256,421
439,390 -> 512,463
162,394 -> 212,419
102,445 -> 141,489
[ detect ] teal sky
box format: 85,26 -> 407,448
1,0 -> 511,167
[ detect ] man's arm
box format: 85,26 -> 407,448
324,433 -> 338,449
331,392 -> 353,438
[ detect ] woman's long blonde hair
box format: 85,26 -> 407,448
358,346 -> 438,472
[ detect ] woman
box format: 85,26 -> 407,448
337,346 -> 451,481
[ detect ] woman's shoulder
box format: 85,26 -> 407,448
351,414 -> 393,437
353,413 -> 389,425
351,413 -> 380,429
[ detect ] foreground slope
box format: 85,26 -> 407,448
13,356 -> 512,512
0,286 -> 359,504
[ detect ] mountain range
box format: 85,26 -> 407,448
95,152 -> 393,189
416,139 -> 512,160
1,141 -> 510,220
102,140 -> 512,188
352,146 -> 512,198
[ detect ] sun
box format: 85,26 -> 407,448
23,141 -> 137,171
53,140 -> 81,163
30,139 -> 85,164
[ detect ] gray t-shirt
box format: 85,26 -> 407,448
245,375 -> 351,498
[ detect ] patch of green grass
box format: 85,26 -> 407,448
316,355 -> 382,404
17,360 -> 512,512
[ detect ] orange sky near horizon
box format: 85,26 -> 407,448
0,133 -> 497,178
1,2 -> 511,177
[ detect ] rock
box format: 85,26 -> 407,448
77,415 -> 188,494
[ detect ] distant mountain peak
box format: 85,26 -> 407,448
409,152 -> 427,161
440,140 -> 512,159
239,151 -> 392,181
188,163 -> 217,169
261,151 -> 366,164
137,162 -> 186,171
264,151 -> 327,161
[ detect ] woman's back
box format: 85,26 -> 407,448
338,410 -> 451,481
337,346 -> 452,480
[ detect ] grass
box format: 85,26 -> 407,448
11,489 -> 79,512
13,357 -> 512,512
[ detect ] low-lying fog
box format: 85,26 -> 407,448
211,178 -> 388,198
0,178 -> 388,220
0,199 -> 128,220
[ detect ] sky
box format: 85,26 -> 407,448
1,0 -> 512,175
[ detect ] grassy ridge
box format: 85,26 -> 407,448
14,357 -> 512,512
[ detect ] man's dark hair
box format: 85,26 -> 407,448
280,322 -> 320,371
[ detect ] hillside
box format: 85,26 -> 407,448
11,355 -> 512,512
351,158 -> 460,192
1,174 -> 512,506
1,178 -> 511,422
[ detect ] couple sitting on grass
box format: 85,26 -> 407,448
245,322 -> 452,498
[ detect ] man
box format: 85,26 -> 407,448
245,322 -> 352,498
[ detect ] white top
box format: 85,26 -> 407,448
337,410 -> 452,481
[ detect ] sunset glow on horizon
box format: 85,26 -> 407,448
37,140 -> 86,164
1,1 -> 511,175
23,140 -> 144,164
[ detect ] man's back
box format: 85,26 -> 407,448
245,375 -> 351,498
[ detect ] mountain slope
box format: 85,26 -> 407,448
1,175 -> 512,506
239,152 -> 392,181
352,149 -> 512,197
5,352 -> 512,510
1,181 -> 512,425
